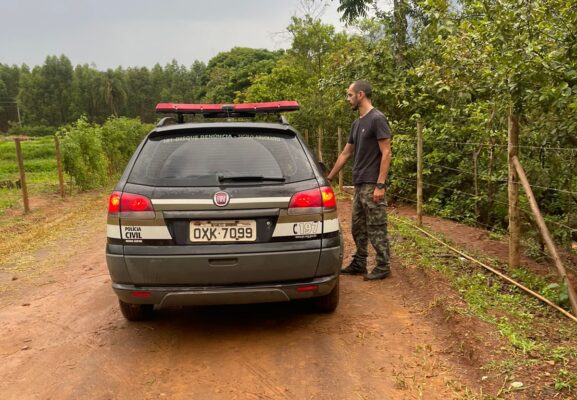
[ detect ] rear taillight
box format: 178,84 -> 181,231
108,191 -> 121,213
288,186 -> 336,214
108,192 -> 154,218
288,188 -> 322,209
120,192 -> 153,212
321,186 -> 336,209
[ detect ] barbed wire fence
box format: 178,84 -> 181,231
303,121 -> 577,313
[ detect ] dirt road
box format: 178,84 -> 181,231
0,196 -> 480,399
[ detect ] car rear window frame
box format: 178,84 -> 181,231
126,127 -> 316,187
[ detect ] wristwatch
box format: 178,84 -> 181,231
376,182 -> 385,190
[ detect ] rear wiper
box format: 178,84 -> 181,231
218,175 -> 286,182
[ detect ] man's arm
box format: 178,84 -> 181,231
373,138 -> 392,203
327,143 -> 354,182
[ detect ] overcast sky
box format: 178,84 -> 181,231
0,0 -> 347,69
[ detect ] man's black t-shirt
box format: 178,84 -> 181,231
347,108 -> 392,185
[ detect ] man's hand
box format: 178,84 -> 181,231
327,143 -> 354,185
373,187 -> 385,203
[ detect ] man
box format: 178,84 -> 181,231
326,80 -> 392,280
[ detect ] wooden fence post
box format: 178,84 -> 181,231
416,120 -> 424,227
14,138 -> 30,213
54,135 -> 65,198
508,112 -> 520,269
512,155 -> 577,316
317,127 -> 323,162
473,144 -> 483,221
304,129 -> 309,146
337,127 -> 343,191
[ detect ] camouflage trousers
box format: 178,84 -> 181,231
350,184 -> 390,273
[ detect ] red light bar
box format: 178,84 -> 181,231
155,101 -> 299,115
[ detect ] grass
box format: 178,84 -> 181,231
0,191 -> 107,298
555,369 -> 577,392
389,215 -> 577,398
0,136 -> 67,215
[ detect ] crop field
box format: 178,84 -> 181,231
0,136 -> 64,215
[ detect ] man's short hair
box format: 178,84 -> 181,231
352,80 -> 372,99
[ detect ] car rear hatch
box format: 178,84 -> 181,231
107,127 -> 338,286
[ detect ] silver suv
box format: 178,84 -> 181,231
105,102 -> 342,320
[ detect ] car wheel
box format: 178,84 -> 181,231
119,300 -> 154,321
312,277 -> 339,313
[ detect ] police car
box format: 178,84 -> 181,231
106,101 -> 342,320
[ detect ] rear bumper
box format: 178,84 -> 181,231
112,274 -> 339,307
106,244 -> 341,286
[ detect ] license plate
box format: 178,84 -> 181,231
190,220 -> 257,242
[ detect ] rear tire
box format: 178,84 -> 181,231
119,300 -> 154,321
312,277 -> 339,313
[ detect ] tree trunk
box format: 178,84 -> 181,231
393,0 -> 409,65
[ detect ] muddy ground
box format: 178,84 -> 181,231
0,194 -> 569,399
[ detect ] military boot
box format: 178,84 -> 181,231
363,266 -> 391,281
341,261 -> 367,276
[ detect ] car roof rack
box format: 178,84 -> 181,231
155,101 -> 299,124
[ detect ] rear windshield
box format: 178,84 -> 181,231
127,129 -> 315,186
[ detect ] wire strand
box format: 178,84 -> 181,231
423,163 -> 507,183
423,163 -> 577,196
422,140 -> 577,152
394,177 -> 576,233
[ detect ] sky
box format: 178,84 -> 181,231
0,0 -> 348,69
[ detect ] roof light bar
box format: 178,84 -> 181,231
155,101 -> 300,115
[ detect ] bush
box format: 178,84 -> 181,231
58,117 -> 108,190
57,116 -> 152,191
100,117 -> 152,175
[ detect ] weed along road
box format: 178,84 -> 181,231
0,195 -> 493,399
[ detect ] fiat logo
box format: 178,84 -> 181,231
213,191 -> 230,207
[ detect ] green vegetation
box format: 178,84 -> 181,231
390,215 -> 577,396
58,116 -> 153,190
58,118 -> 108,191
0,136 -> 62,214
555,369 -> 577,392
0,117 -> 152,213
0,48 -> 281,132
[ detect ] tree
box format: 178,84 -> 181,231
204,47 -> 282,103
0,64 -> 18,131
332,0 -> 410,63
102,68 -> 127,117
18,55 -> 74,126
246,16 -> 353,132
123,66 -> 155,122
70,64 -> 106,122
